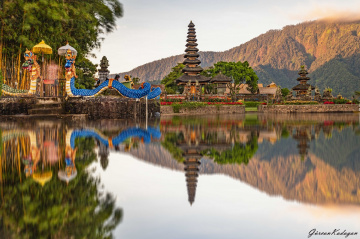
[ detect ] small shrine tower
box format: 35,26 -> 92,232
176,21 -> 210,100
98,56 -> 110,84
292,66 -> 315,97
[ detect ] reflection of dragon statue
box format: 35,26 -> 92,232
64,49 -> 161,99
1,130 -> 40,177
66,126 -> 161,149
1,49 -> 39,96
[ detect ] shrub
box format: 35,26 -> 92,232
161,98 -> 182,103
283,101 -> 318,105
332,98 -> 350,104
281,88 -> 290,97
204,97 -> 229,102
207,102 -> 243,105
244,101 -> 261,107
171,102 -> 207,113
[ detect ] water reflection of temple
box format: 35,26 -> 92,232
161,118 -> 268,205
291,126 -> 314,159
173,123 -> 234,205
183,151 -> 201,205
160,115 -> 360,205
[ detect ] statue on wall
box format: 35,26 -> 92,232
314,86 -> 321,101
1,49 -> 40,96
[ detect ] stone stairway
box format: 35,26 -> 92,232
28,97 -> 64,116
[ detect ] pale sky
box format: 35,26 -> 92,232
90,0 -> 360,74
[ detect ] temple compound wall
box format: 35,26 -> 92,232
0,97 -> 160,120
160,105 -> 245,115
258,104 -> 359,113
0,98 -> 37,115
65,98 -> 160,120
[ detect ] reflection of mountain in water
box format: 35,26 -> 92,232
129,144 -> 184,171
258,128 -> 360,172
310,129 -> 360,172
128,115 -> 360,206
201,154 -> 360,205
132,144 -> 360,205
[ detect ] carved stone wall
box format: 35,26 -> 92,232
0,98 -> 36,115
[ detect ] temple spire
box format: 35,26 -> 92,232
175,21 -> 210,99
182,21 -> 203,76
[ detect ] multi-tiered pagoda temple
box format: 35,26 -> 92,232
292,66 -> 315,97
176,21 -> 210,99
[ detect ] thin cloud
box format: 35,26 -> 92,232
287,3 -> 360,23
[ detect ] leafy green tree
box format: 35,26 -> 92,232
0,129 -> 2,155
75,57 -> 97,89
161,63 -> 185,94
0,0 -> 123,84
131,76 -> 141,85
281,88 -> 290,97
204,61 -> 258,101
0,69 -> 2,96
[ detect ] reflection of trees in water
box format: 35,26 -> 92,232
203,132 -> 258,165
98,142 -> 110,170
0,130 -> 2,158
161,115 -> 360,165
161,117 -> 261,166
161,133 -> 185,163
76,137 -> 97,162
0,130 -> 122,238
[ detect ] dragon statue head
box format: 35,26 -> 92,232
22,49 -> 35,72
64,49 -> 76,71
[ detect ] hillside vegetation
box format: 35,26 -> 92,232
118,20 -> 360,97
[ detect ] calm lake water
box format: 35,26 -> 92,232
0,113 -> 360,238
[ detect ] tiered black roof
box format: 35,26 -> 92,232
185,47 -> 199,52
182,66 -> 203,72
210,73 -> 232,83
186,42 -> 198,47
183,59 -> 201,64
292,84 -> 315,90
186,38 -> 197,42
184,52 -> 200,58
176,74 -> 210,84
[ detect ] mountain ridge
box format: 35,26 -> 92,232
117,20 -> 360,97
